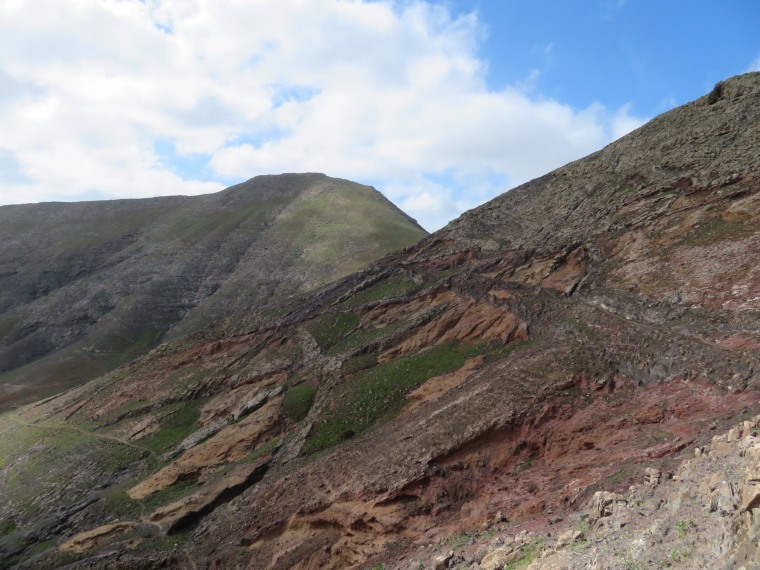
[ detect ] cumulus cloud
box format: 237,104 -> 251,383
749,55 -> 760,72
0,0 -> 645,230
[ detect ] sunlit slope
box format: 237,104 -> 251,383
0,174 -> 427,411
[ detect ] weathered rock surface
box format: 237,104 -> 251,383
375,414 -> 760,569
57,522 -> 136,554
0,73 -> 759,570
128,395 -> 282,499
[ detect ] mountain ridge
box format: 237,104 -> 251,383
0,73 -> 758,569
0,173 -> 427,411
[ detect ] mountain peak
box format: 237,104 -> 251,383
0,174 -> 427,411
1,74 -> 759,569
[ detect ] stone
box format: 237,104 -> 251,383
741,484 -> 760,510
526,553 -> 573,570
554,529 -> 583,550
645,467 -> 661,488
57,522 -> 135,553
431,550 -> 453,570
568,510 -> 589,522
715,481 -> 740,514
7,73 -> 760,570
479,545 -> 521,570
589,491 -> 626,523
128,397 -> 281,499
146,463 -> 267,535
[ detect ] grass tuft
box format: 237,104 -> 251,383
304,313 -> 361,351
283,383 -> 318,422
303,341 -> 485,455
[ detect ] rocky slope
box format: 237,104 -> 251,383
0,174 -> 427,411
384,412 -> 760,570
0,72 -> 758,570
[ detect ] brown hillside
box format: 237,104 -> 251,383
0,72 -> 759,569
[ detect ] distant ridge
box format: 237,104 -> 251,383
0,173 -> 427,410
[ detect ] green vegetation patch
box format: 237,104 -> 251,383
274,181 -> 426,270
0,423 -> 48,469
27,537 -> 58,556
328,318 -> 409,356
342,274 -> 425,308
124,328 -> 164,355
675,519 -> 696,538
236,436 -> 281,464
97,472 -> 201,523
142,478 -> 200,511
133,527 -> 193,551
0,317 -> 19,343
97,488 -> 143,521
29,550 -> 85,570
304,313 -> 361,351
482,340 -> 538,365
95,440 -> 146,473
106,396 -> 152,423
505,538 -> 546,569
564,317 -> 593,334
0,346 -> 136,412
51,206 -> 168,254
139,399 -> 209,454
341,352 -> 379,376
161,204 -> 272,244
514,458 -> 535,472
435,268 -> 460,278
302,341 -> 485,455
0,426 -> 145,521
283,383 -> 318,422
678,216 -> 757,247
0,520 -> 16,536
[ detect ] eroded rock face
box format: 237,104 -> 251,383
57,522 -> 136,554
0,73 -> 759,569
357,414 -> 760,569
128,395 -> 282,499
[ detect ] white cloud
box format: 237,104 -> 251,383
656,96 -> 678,112
610,103 -> 646,139
0,0 -> 645,230
748,55 -> 760,72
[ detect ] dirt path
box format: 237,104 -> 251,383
6,414 -> 157,457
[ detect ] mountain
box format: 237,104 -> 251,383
0,72 -> 759,570
0,173 -> 427,411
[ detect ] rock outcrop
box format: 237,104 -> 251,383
387,413 -> 760,569
0,73 -> 759,569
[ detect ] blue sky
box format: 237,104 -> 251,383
0,0 -> 758,231
446,1 -> 760,112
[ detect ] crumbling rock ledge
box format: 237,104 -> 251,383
390,413 -> 760,570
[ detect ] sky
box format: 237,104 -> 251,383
0,1 -> 758,231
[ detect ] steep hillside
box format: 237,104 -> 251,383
0,73 -> 758,570
0,174 -> 427,411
